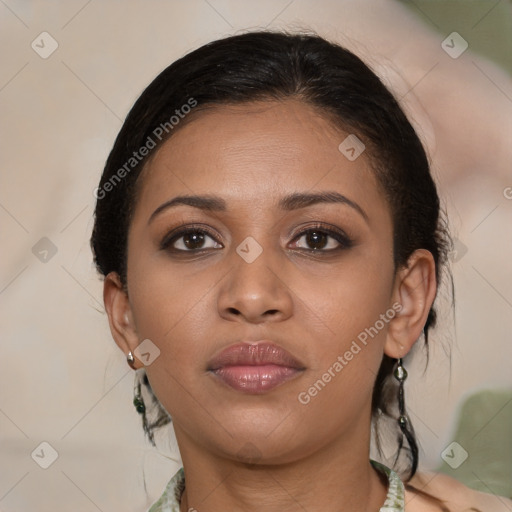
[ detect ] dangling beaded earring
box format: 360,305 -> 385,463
127,352 -> 146,415
393,357 -> 418,476
394,357 -> 408,430
133,376 -> 146,414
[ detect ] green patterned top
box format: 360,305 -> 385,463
147,460 -> 405,511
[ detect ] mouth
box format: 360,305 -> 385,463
207,341 -> 305,394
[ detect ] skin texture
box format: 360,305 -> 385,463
104,99 -> 443,511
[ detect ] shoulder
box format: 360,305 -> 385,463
404,470 -> 512,512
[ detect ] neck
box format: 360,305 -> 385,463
174,422 -> 388,512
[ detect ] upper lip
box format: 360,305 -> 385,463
207,341 -> 305,371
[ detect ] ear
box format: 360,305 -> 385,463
103,272 -> 142,370
384,249 -> 437,359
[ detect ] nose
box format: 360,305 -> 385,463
216,244 -> 294,324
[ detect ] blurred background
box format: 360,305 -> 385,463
1,1 -> 511,510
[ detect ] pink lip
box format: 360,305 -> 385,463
207,341 -> 305,394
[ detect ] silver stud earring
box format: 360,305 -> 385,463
127,351 -> 136,370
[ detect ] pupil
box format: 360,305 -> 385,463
184,232 -> 204,249
307,231 -> 327,250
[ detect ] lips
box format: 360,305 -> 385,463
207,341 -> 305,394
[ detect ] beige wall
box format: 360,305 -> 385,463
1,1 -> 511,510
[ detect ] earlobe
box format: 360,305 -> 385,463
384,249 -> 437,359
103,272 -> 142,369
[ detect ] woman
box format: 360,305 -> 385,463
91,31 -> 511,511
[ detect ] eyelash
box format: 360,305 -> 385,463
159,223 -> 354,254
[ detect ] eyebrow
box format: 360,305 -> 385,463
148,191 -> 368,224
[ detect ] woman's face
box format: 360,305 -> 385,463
124,99 -> 398,463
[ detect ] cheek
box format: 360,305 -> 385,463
127,261 -> 217,360
126,268 -> 216,419
294,252 -> 395,354
292,263 -> 394,433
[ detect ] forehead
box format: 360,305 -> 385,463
134,99 -> 387,219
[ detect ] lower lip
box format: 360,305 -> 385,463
211,365 -> 301,393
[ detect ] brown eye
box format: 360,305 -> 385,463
301,231 -> 330,250
160,227 -> 222,252
290,224 -> 353,252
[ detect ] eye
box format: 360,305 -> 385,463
160,223 -> 353,254
290,223 -> 353,252
160,226 -> 223,252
